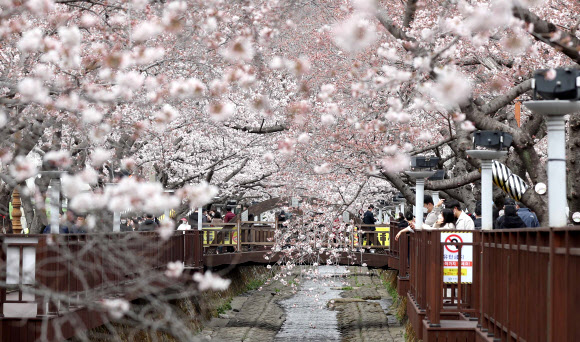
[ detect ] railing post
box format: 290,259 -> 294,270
428,230 -> 442,326
237,216 -> 241,252
399,231 -> 408,276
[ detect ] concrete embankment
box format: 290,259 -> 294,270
79,265 -> 272,341
79,265 -> 404,342
331,268 -> 405,342
202,266 -> 404,342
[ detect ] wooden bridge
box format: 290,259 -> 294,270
0,220 -> 578,341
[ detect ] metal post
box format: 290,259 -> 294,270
237,216 -> 241,252
481,160 -> 494,230
197,207 -> 202,231
113,212 -> 120,232
546,115 -> 567,227
378,208 -> 383,224
415,179 -> 425,229
49,179 -> 60,234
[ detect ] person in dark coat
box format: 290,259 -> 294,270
278,210 -> 287,222
69,215 -> 88,234
363,205 -> 377,229
473,202 -> 482,229
139,214 -> 158,231
42,225 -> 70,234
120,219 -> 132,232
397,214 -> 409,228
363,205 -> 377,246
516,202 -> 540,227
498,205 -> 526,229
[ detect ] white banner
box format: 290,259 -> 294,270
441,232 -> 473,284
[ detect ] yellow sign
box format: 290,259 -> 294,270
444,268 -> 468,276
203,227 -> 237,246
356,226 -> 390,247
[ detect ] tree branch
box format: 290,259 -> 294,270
410,136 -> 456,156
425,170 -> 480,190
479,79 -> 532,115
380,171 -> 415,205
223,158 -> 248,183
403,0 -> 419,28
226,124 -> 287,134
513,6 -> 580,65
375,8 -> 424,54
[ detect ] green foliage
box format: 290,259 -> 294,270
340,286 -> 353,290
216,301 -> 232,315
246,278 -> 265,291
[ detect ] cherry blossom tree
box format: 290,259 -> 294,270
1,0 -> 580,339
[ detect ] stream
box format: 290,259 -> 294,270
274,265 -> 348,342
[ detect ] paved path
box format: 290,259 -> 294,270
200,266 -> 404,342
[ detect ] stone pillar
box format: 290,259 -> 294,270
546,115 -> 567,227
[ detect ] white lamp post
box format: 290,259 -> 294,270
524,100 -> 580,226
406,156 -> 439,228
467,150 -> 508,230
406,172 -> 436,228
467,130 -> 513,230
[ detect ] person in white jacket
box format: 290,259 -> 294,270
177,218 -> 191,230
446,200 -> 474,230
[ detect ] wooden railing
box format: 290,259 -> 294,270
0,231 -> 204,319
3,219 -> 579,342
394,227 -> 580,342
478,228 -> 579,342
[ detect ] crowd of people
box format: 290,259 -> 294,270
394,195 -> 540,241
37,206 -> 248,235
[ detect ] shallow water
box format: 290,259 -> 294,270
274,265 -> 348,342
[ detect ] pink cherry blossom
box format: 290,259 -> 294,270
165,261 -> 184,278
9,156 -> 38,182
193,271 -> 231,291
101,299 -> 130,319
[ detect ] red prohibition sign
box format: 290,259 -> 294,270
445,234 -> 463,253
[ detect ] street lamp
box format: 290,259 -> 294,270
467,131 -> 512,230
428,169 -> 446,203
525,68 -> 580,227
406,156 -> 439,228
